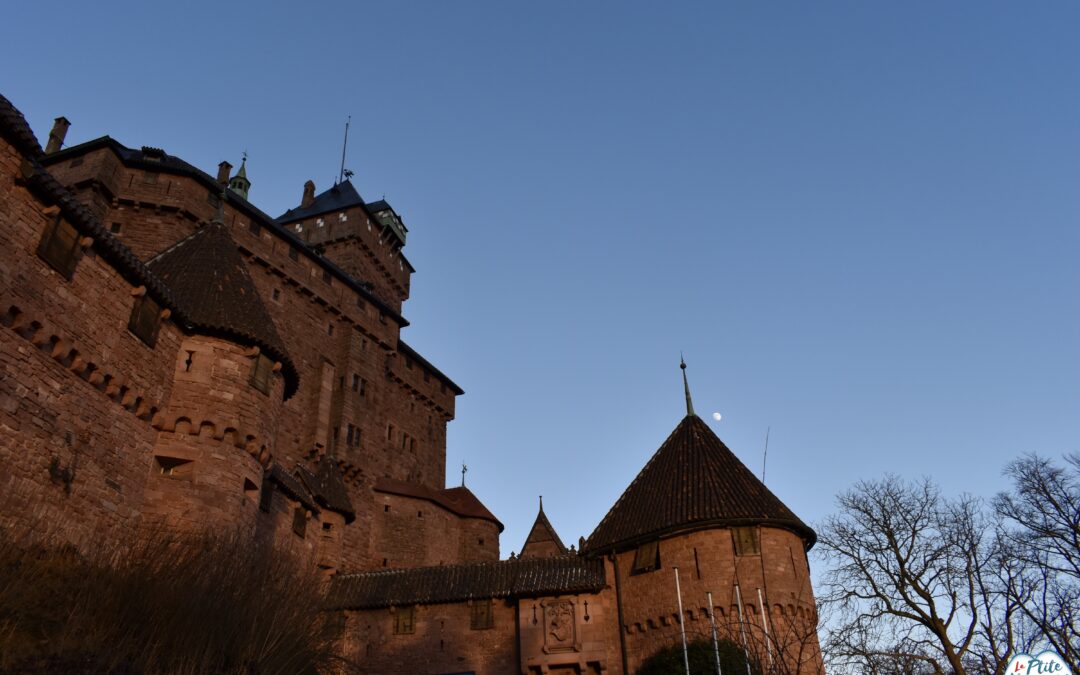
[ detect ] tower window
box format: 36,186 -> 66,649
128,294 -> 161,347
393,606 -> 415,634
250,353 -> 274,394
37,215 -> 81,280
470,599 -> 494,630
732,527 -> 760,556
154,456 -> 193,478
631,540 -> 661,575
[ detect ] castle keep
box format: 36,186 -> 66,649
0,93 -> 822,674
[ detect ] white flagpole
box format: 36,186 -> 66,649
757,588 -> 773,669
675,567 -> 690,675
707,591 -> 723,675
734,582 -> 752,675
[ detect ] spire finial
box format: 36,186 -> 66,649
461,463 -> 467,487
539,495 -> 544,512
680,353 -> 695,417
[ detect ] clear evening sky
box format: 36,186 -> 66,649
4,2 -> 1078,556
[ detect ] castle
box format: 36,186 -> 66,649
0,92 -> 823,674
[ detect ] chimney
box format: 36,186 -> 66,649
301,180 -> 316,208
216,161 -> 232,185
45,117 -> 70,154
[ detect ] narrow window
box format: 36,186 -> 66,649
288,247 -> 299,261
271,288 -> 281,302
360,378 -> 367,396
37,215 -> 81,280
470,599 -> 494,630
250,353 -> 274,394
248,221 -> 261,236
128,294 -> 161,347
386,424 -> 394,441
327,323 -> 334,336
243,478 -> 259,502
322,269 -> 332,284
110,222 -> 122,233
346,424 -> 355,447
393,606 -> 415,635
631,540 -> 661,574
384,504 -> 390,513
292,507 -> 307,537
258,479 -> 274,512
732,527 -> 760,556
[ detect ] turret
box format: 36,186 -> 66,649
228,156 -> 251,200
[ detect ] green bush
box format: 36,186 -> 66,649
637,637 -> 762,675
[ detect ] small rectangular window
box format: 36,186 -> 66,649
732,527 -> 760,556
37,215 -> 81,280
110,222 -> 122,233
250,353 -> 274,394
128,294 -> 161,347
379,312 -> 387,325
327,323 -> 334,336
393,606 -> 415,635
387,424 -> 394,441
143,171 -> 159,184
322,269 -> 332,284
346,424 -> 355,446
356,297 -> 366,312
155,456 -> 193,478
292,507 -> 307,538
631,540 -> 661,574
470,599 -> 494,630
351,374 -> 360,392
360,378 -> 367,396
248,221 -> 261,236
288,247 -> 299,261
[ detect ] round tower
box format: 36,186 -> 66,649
583,361 -> 823,675
140,213 -> 299,537
228,156 -> 251,200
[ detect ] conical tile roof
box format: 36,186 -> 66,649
584,415 -> 815,553
148,222 -> 298,397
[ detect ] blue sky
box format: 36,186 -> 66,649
4,2 -> 1079,556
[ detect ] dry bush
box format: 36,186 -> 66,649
0,528 -> 347,674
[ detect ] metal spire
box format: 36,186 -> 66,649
680,353 -> 695,417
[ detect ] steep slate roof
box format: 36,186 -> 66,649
147,223 -> 299,398
269,464 -> 320,513
296,456 -> 355,523
519,500 -> 568,558
373,478 -> 503,532
584,414 -> 816,553
328,555 -> 605,609
276,180 -> 364,222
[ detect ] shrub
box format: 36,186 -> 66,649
0,529 -> 346,674
637,637 -> 761,675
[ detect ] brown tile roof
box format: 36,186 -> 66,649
147,223 -> 298,398
519,500 -> 568,559
269,464 -> 319,513
584,415 -> 816,553
328,555 -> 605,609
374,478 -> 503,532
296,456 -> 355,523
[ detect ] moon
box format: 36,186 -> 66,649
712,412 -> 722,421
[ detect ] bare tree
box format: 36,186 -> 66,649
993,454 -> 1079,668
815,476 -> 1022,675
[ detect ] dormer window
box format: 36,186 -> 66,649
250,353 -> 274,394
316,218 -> 325,228
128,294 -> 161,347
631,540 -> 661,575
338,212 -> 348,222
37,215 -> 81,280
295,223 -> 303,233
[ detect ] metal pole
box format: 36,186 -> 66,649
757,587 -> 773,669
707,591 -> 723,675
734,582 -> 752,675
675,567 -> 690,675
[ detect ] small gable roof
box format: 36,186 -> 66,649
584,415 -> 815,553
147,223 -> 298,398
296,456 -> 355,523
520,500 -> 567,559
